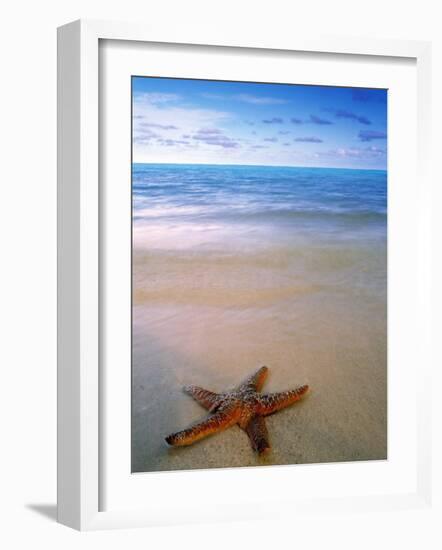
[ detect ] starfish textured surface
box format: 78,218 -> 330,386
165,366 -> 309,454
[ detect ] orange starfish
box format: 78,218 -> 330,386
165,366 -> 309,454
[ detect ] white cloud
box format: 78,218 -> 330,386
320,146 -> 386,159
133,93 -> 234,162
200,92 -> 287,105
134,92 -> 181,104
232,93 -> 287,105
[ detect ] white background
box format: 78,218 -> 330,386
0,0 -> 441,548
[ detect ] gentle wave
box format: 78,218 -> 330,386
133,206 -> 386,224
132,163 -> 387,233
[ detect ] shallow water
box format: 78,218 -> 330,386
131,163 -> 387,473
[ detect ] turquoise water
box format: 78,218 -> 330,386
132,163 -> 386,238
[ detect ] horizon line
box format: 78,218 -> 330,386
131,161 -> 387,172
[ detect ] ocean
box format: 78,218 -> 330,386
131,163 -> 387,472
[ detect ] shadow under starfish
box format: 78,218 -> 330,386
165,366 -> 309,454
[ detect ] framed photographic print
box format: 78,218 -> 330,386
57,19 -> 433,530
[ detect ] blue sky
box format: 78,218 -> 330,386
132,77 -> 387,169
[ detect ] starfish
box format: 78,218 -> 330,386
165,366 -> 309,454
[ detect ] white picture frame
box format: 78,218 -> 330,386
57,19 -> 433,531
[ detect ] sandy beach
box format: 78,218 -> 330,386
131,163 -> 387,473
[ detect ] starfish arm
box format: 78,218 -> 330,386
239,366 -> 269,392
183,385 -> 220,411
245,415 -> 270,454
165,405 -> 239,447
258,385 -> 309,415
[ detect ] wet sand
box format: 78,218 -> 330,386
132,232 -> 387,472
